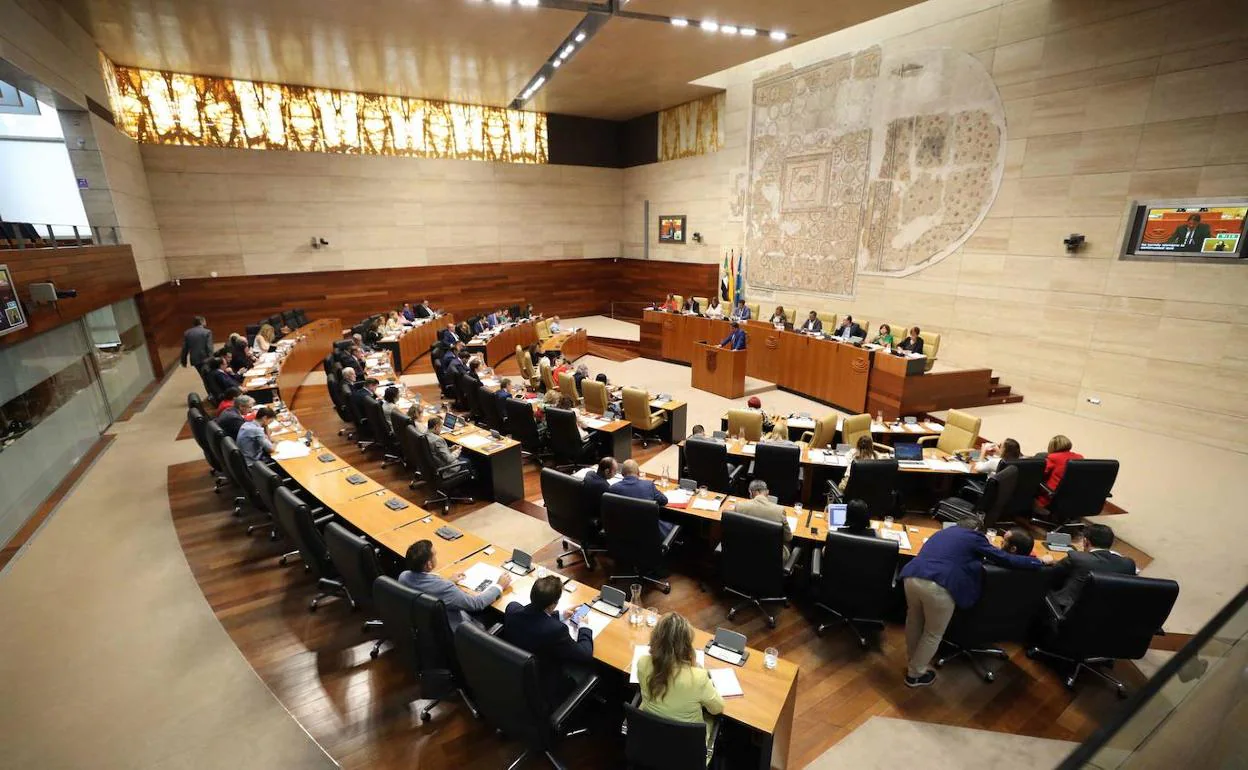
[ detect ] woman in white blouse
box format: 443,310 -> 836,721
252,324 -> 274,353
704,297 -> 725,319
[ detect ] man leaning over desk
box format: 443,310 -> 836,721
399,540 -> 512,630
719,321 -> 747,350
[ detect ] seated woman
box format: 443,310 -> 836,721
871,323 -> 894,348
252,324 -> 275,354
364,318 -> 383,347
746,396 -> 776,434
384,310 -> 404,332
838,435 -> 878,493
704,296 -> 725,319
1038,434 -> 1083,506
661,293 -> 679,312
762,417 -> 790,443
839,498 -> 876,537
637,612 -> 724,758
898,326 -> 924,355
456,321 -> 473,343
573,362 -> 590,394
769,306 -> 787,325
975,437 -> 1021,475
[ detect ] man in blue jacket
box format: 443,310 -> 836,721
500,575 -> 594,703
899,520 -> 1051,687
719,321 -> 747,351
611,459 -> 672,536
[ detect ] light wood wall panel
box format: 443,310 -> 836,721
621,0 -> 1248,450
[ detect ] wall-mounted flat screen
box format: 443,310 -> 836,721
1126,203 -> 1247,260
0,264 -> 28,337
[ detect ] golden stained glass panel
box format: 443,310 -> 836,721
658,92 -> 724,161
100,55 -> 547,164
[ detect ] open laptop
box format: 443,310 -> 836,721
894,442 -> 926,468
441,412 -> 460,432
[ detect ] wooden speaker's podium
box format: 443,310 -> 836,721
691,342 -> 746,399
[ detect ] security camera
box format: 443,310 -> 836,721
692,232 -> 704,243
319,238 -> 329,246
1063,234 -> 1085,253
310,236 -> 330,249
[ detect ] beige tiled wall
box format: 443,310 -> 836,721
622,0 -> 1248,450
142,146 -> 624,281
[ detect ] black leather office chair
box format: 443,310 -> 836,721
624,694 -> 718,770
934,465 -> 1017,530
204,420 -> 233,492
935,563 -> 1054,681
464,381 -> 488,425
480,391 -> 511,436
337,380 -> 358,439
413,433 -> 474,514
363,397 -> 402,467
720,510 -> 801,628
829,459 -> 900,519
751,441 -> 803,505
187,408 -> 225,484
684,437 -> 744,495
448,370 -> 469,411
323,522 -> 386,655
453,622 -> 599,770
546,407 -> 597,472
397,423 -> 429,490
187,392 -> 204,414
220,436 -> 263,517
199,362 -> 224,402
347,391 -> 379,452
990,457 -> 1046,520
373,575 -> 421,676
432,356 -> 453,400
248,460 -> 323,565
540,468 -> 604,569
600,492 -> 680,594
811,531 -> 899,647
1028,572 -> 1179,697
1033,460 -> 1120,534
505,398 -> 551,466
272,487 -> 348,611
408,588 -> 481,721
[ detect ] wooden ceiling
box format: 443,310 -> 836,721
63,0 -> 919,120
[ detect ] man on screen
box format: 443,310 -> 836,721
1167,214 -> 1212,252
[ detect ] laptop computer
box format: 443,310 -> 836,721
1045,532 -> 1074,552
827,503 -> 847,527
442,412 -> 460,432
894,442 -> 926,467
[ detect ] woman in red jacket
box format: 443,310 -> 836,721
1038,434 -> 1083,506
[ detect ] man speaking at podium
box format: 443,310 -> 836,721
720,321 -> 747,350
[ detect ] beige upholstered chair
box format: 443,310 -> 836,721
725,409 -> 764,441
816,311 -> 836,329
746,303 -> 760,321
558,371 -> 580,404
672,294 -> 684,309
582,379 -> 609,415
783,308 -> 797,325
842,413 -> 892,454
623,387 -> 667,446
692,296 -> 709,312
799,413 -> 838,448
536,319 -> 552,341
920,409 -> 980,453
539,357 -> 555,392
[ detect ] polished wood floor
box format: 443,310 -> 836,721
169,351 -> 1140,769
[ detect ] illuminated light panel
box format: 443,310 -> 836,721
739,27 -> 757,37
670,17 -> 688,26
700,20 -> 718,31
575,31 -> 586,41
100,57 -> 547,164
770,30 -> 787,40
721,25 -> 737,34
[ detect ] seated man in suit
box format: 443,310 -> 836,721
466,358 -> 485,384
734,480 -> 792,558
426,415 -> 473,475
719,321 -> 747,350
401,302 -> 417,322
439,341 -> 463,373
445,349 -> 468,379
612,459 -> 672,537
349,378 -> 380,424
833,315 -> 863,340
398,540 -> 511,630
730,299 -> 751,321
583,456 -> 617,517
496,377 -> 518,404
236,407 -> 276,462
500,575 -> 595,703
1166,213 -> 1212,252
799,310 -> 823,334
347,346 -> 369,379
1047,524 -> 1137,618
681,296 -> 700,314
214,394 -> 254,440
414,299 -> 434,319
206,357 -> 242,394
439,322 -> 459,347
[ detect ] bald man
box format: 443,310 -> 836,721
610,459 -> 672,537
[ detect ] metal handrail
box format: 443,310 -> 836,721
0,221 -> 123,250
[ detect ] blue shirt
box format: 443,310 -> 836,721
732,305 -> 751,321
236,420 -> 273,461
899,526 -> 1042,608
612,475 -> 668,506
720,329 -> 746,350
398,569 -> 501,630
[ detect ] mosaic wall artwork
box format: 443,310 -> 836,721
659,92 -> 725,161
100,56 -> 547,164
745,46 -> 1005,295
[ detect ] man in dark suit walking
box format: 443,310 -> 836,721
1047,524 -> 1137,616
1167,214 -> 1212,252
500,575 -> 595,703
181,316 -> 213,369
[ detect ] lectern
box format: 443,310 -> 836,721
692,342 -> 746,399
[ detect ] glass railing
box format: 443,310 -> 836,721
1058,584 -> 1248,768
0,222 -> 122,249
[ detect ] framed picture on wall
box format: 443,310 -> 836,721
658,215 -> 687,244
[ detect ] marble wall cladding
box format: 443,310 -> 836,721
621,0 -> 1248,449
143,146 -> 624,280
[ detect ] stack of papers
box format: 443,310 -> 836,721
565,611 -> 613,641
691,496 -> 724,512
583,418 -> 611,429
456,563 -> 504,592
649,399 -> 667,408
785,515 -> 799,532
740,443 -> 757,455
709,668 -> 744,697
665,489 -> 694,506
879,529 -> 913,550
808,449 -> 847,466
244,378 -> 271,390
923,421 -> 943,431
457,433 -> 492,449
927,458 -> 970,473
271,440 -> 311,460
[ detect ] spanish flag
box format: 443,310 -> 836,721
720,251 -> 731,302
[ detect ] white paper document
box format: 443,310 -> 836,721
649,399 -> 666,409
664,489 -> 693,505
457,563 -> 504,592
631,645 -> 705,683
691,496 -> 724,512
271,440 -> 311,460
566,611 -> 613,641
785,515 -> 798,532
456,433 -> 492,449
709,668 -> 744,697
786,417 -> 815,430
740,443 -> 757,455
879,529 -> 913,550
583,418 -> 611,429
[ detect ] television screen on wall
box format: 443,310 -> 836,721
0,265 -> 29,338
1125,201 -> 1247,261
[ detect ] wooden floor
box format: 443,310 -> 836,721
168,351 -> 1139,769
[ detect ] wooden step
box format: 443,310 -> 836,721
986,394 -> 1024,405
988,384 -> 1012,397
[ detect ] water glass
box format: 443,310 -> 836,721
793,503 -> 803,520
986,528 -> 999,541
646,607 -> 658,627
763,647 -> 779,670
883,515 -> 895,527
698,485 -> 708,498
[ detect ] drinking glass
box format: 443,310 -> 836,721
646,607 -> 658,627
764,648 -> 779,670
883,515 -> 895,527
793,503 -> 803,520
697,485 -> 708,498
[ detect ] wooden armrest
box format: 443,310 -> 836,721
917,435 -> 938,446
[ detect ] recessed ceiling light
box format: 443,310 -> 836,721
739,27 -> 757,37
561,44 -> 574,57
670,18 -> 688,27
721,25 -> 738,34
532,76 -> 546,89
701,20 -> 719,31
575,31 -> 586,42
552,59 -> 561,68
769,30 -> 787,41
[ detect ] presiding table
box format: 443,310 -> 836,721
376,314 -> 451,371
467,319 -> 540,366
240,318 -> 341,405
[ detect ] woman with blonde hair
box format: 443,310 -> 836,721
385,310 -> 404,332
838,434 -> 879,493
252,324 -> 275,353
763,417 -> 790,443
637,612 -> 723,753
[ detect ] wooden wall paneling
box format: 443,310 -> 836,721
135,280 -> 180,377
610,260 -> 718,321
0,246 -> 141,350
